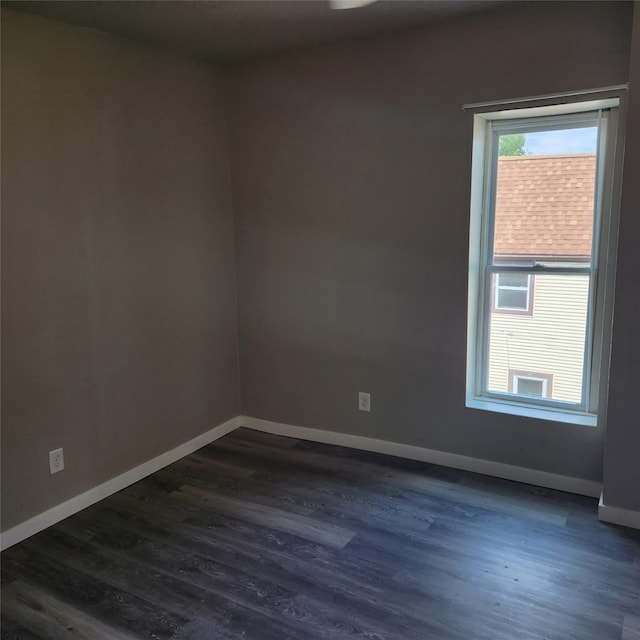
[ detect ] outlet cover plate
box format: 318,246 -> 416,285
49,448 -> 64,474
359,392 -> 371,412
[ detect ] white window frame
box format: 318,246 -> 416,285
466,94 -> 623,427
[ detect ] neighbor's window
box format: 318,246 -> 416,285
466,96 -> 621,425
508,370 -> 553,399
494,273 -> 533,313
514,376 -> 546,398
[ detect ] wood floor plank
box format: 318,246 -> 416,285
250,469 -> 438,536
171,453 -> 256,479
171,484 -> 356,549
70,489 -> 368,585
231,428 -> 300,449
1,545 -> 187,639
155,464 -> 319,516
64,518 -> 421,640
209,437 -> 569,526
57,491 -> 395,604
623,614 -> 640,640
24,528 -> 321,640
0,615 -> 45,640
1,581 -> 136,640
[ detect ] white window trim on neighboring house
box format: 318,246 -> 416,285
465,91 -> 625,427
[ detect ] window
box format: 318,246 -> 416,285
508,370 -> 553,399
515,377 -> 545,397
494,273 -> 533,313
466,94 -> 622,425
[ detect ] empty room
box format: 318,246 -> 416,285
1,1 -> 639,638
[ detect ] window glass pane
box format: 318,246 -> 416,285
516,378 -> 544,397
499,273 -> 528,288
493,126 -> 598,267
497,288 -> 528,310
486,273 -> 590,404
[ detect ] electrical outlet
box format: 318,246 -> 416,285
49,448 -> 64,474
358,392 -> 371,412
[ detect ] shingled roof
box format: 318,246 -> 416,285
494,153 -> 596,260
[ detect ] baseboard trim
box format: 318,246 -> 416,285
598,494 -> 640,530
0,416 -> 242,551
240,416 -> 602,499
2,413 -> 613,551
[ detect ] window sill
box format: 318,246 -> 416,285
466,396 -> 598,427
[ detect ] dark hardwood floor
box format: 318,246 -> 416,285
2,427 -> 639,639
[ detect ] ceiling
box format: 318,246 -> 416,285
3,0 -> 503,63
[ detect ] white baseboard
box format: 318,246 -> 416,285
2,413 -> 616,551
598,494 -> 640,530
240,416 -> 603,498
0,416 -> 242,551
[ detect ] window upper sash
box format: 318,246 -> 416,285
483,111 -> 607,275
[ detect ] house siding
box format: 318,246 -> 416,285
488,273 -> 589,404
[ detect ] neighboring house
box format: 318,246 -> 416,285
487,153 -> 596,404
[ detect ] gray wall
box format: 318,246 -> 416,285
603,3 -> 640,512
1,10 -> 240,530
229,1 -> 633,482
3,1 -> 638,534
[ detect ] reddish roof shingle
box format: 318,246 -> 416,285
494,153 -> 596,260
